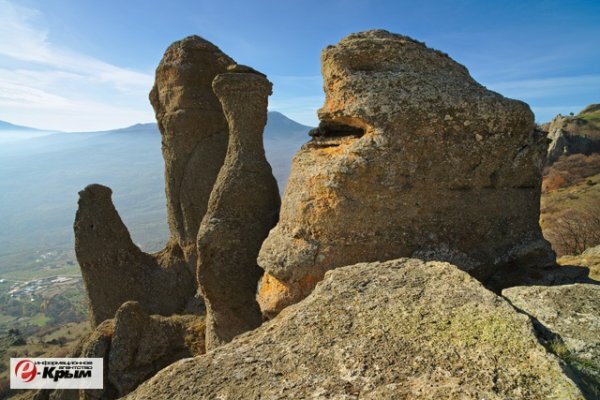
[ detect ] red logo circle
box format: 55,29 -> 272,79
15,359 -> 37,383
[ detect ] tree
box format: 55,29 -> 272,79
547,207 -> 600,255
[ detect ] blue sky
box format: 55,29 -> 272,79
0,0 -> 598,131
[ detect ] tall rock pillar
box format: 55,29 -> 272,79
197,66 -> 280,349
150,35 -> 234,263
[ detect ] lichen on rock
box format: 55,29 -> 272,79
503,284 -> 600,396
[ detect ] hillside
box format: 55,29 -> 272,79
540,105 -> 600,257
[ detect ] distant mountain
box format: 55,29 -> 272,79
84,123 -> 160,135
0,120 -> 41,131
263,112 -> 312,184
264,111 -> 311,138
0,111 -> 312,276
0,120 -> 60,145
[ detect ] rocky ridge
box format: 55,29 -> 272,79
543,104 -> 600,164
63,31 -> 600,400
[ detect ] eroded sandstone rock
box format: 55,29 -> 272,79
257,30 -> 554,317
197,66 -> 280,349
126,259 -> 583,399
150,35 -> 235,258
74,184 -> 195,327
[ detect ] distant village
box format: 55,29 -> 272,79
3,276 -> 81,300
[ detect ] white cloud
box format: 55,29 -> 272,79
0,0 -> 154,131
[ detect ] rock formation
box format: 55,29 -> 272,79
197,66 -> 280,349
503,284 -> 600,396
149,35 -> 235,260
126,259 -> 583,399
74,184 -> 195,327
543,104 -> 600,164
75,36 -> 237,326
80,302 -> 204,400
257,30 -> 554,317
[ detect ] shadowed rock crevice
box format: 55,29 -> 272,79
197,66 -> 280,349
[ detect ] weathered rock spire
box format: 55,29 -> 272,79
74,184 -> 195,327
75,35 -> 237,327
197,65 -> 280,349
149,35 -> 235,261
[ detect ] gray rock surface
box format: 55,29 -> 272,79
126,259 -> 583,400
257,30 -> 554,317
503,284 -> 600,396
197,68 -> 280,349
74,184 -> 195,327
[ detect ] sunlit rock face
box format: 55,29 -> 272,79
257,30 -> 554,318
125,259 -> 583,400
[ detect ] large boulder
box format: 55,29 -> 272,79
197,66 -> 280,349
503,284 -> 600,397
257,30 -> 554,317
125,259 -> 583,399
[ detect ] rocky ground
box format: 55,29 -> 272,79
126,259 -> 585,400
